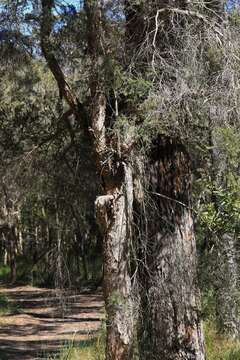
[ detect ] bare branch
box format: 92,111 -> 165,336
154,7 -> 223,37
40,0 -> 79,113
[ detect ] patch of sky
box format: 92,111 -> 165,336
226,0 -> 240,10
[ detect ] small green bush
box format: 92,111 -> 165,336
53,321 -> 240,360
205,321 -> 240,360
0,265 -> 10,282
0,294 -> 10,315
0,293 -> 20,315
224,349 -> 240,360
48,325 -> 105,360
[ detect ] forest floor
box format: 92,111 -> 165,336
0,284 -> 104,360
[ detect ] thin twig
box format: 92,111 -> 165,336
150,191 -> 196,212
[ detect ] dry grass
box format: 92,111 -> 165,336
55,321 -> 240,360
50,326 -> 105,360
205,321 -> 240,360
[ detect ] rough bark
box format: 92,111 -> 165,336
85,1 -> 135,358
96,165 -> 134,360
124,2 -> 205,358
214,233 -> 239,338
137,137 -> 205,360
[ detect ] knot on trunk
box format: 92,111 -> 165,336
95,195 -> 115,233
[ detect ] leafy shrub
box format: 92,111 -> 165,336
205,321 -> 240,360
48,325 -> 105,360
0,294 -> 10,315
0,293 -> 20,315
0,265 -> 10,282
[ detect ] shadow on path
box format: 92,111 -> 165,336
0,285 -> 104,360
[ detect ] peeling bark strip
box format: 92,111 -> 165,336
95,165 -> 134,360
137,137 -> 205,360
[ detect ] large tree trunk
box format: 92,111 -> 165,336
137,137 -> 205,360
96,165 -> 134,360
124,2 -> 205,358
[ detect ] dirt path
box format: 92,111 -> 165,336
0,285 -> 104,360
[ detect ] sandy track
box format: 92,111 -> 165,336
0,285 -> 104,360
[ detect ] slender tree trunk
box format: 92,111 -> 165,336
18,227 -> 23,255
82,253 -> 89,282
208,130 -> 240,338
214,233 -> 239,338
56,208 -> 63,289
4,245 -> 8,266
137,137 -> 205,360
8,225 -> 17,284
82,233 -> 89,282
40,0 -> 135,355
1,225 -> 17,284
85,1 -> 135,357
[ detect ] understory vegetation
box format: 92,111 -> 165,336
0,292 -> 20,315
52,323 -> 240,360
52,336 -> 105,360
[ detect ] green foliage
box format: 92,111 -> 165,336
206,47 -> 222,74
216,127 -> 240,169
0,294 -> 10,315
0,49 -> 100,288
200,201 -> 223,232
0,265 -> 10,282
199,127 -> 240,234
201,289 -> 216,321
118,75 -> 151,104
48,326 -> 106,360
205,322 -> 240,360
112,65 -> 152,108
200,185 -> 240,233
52,322 -> 240,360
0,293 -> 20,315
229,9 -> 240,27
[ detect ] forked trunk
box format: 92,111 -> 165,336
138,137 -> 205,360
40,1 -> 135,356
